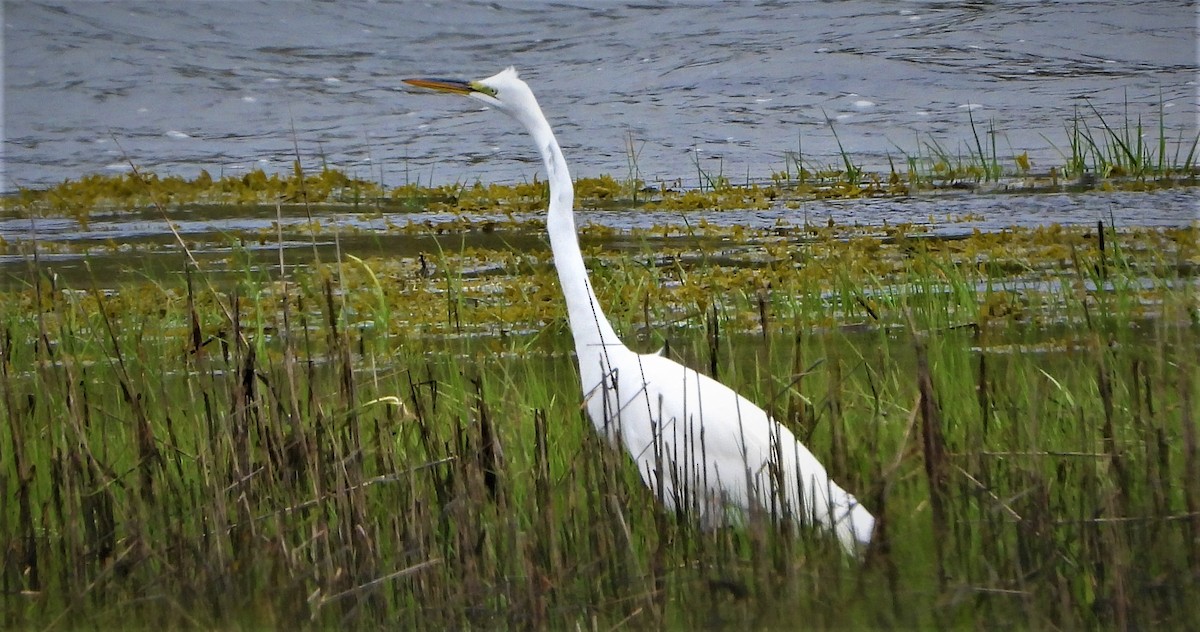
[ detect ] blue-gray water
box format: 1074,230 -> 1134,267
5,0 -> 1198,197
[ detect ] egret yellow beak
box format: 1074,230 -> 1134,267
403,77 -> 494,97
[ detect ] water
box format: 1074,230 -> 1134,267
5,0 -> 1197,195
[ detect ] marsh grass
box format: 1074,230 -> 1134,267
1051,98 -> 1200,184
1,216 -> 1198,629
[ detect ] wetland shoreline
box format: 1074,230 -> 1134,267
1,165 -> 1197,629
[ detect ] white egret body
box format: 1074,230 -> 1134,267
405,68 -> 875,554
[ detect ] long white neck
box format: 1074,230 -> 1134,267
516,107 -> 622,358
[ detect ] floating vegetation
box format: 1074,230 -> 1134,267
5,104 -> 1197,225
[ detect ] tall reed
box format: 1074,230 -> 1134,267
1,222 -> 1197,628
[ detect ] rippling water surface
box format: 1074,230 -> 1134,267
6,1 -> 1197,194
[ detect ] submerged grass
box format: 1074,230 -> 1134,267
1,217 -> 1198,629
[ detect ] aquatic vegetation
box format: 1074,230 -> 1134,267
1,216 -> 1197,628
784,105 -> 1200,195
6,105 -> 1196,226
3,166 -> 390,225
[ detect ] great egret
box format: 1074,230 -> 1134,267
405,68 -> 875,555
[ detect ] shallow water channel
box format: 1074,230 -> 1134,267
2,186 -> 1195,291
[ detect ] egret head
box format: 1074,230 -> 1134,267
404,67 -> 540,123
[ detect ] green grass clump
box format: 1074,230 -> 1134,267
1,219 -> 1197,629
1052,98 -> 1200,185
777,102 -> 1198,194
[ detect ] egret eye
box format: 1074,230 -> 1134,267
471,82 -> 498,97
